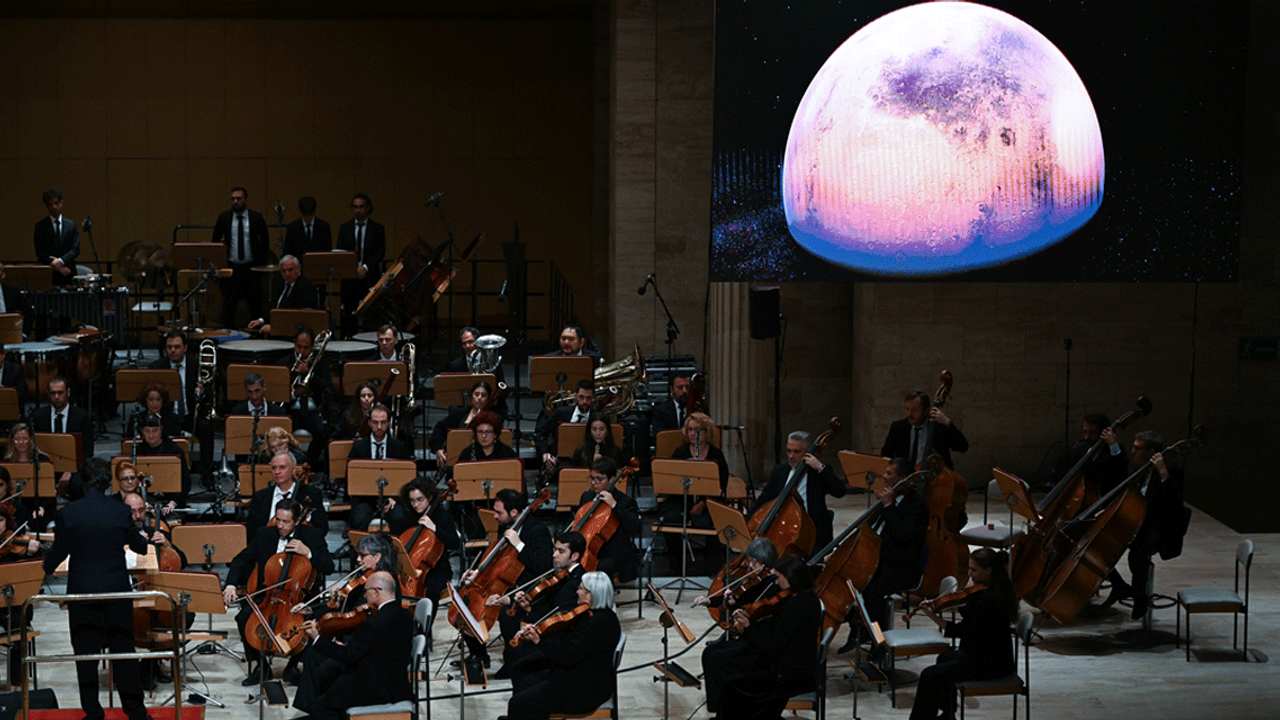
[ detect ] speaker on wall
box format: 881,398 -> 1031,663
749,286 -> 781,340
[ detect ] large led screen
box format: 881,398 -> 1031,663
711,0 -> 1247,281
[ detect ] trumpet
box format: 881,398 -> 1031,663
192,339 -> 220,422
291,329 -> 331,412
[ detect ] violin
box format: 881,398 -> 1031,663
903,583 -> 986,624
725,588 -> 793,633
569,458 -> 640,571
509,604 -> 592,647
281,603 -> 376,643
327,567 -> 372,610
506,567 -> 570,617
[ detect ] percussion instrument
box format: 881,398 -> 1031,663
326,340 -> 375,361
49,330 -> 109,383
352,331 -> 417,344
72,274 -> 113,291
6,342 -> 70,399
220,339 -> 292,365
24,287 -> 129,338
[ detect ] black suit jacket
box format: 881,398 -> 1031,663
148,354 -> 199,420
336,218 -> 387,283
283,217 -> 333,259
44,488 -> 148,593
312,601 -> 414,712
512,516 -> 554,587
212,208 -> 271,266
1,359 -> 28,407
267,274 -> 321,313
537,607 -> 621,712
34,404 -> 91,436
33,215 -> 80,283
349,435 -> 413,461
227,400 -> 287,417
246,483 -> 329,542
875,488 -> 929,590
753,461 -> 848,551
742,591 -> 822,693
275,350 -> 334,410
226,522 -> 334,590
576,488 -> 641,582
880,418 -> 970,469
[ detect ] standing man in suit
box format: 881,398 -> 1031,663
880,389 -> 969,470
248,255 -> 320,336
245,451 -> 328,542
283,196 -> 333,259
347,403 -> 411,531
42,458 -> 151,720
296,571 -> 413,720
34,188 -> 80,286
35,376 -> 92,440
222,497 -> 333,685
837,457 -> 928,655
335,193 -> 385,337
752,430 -> 848,551
212,186 -> 270,328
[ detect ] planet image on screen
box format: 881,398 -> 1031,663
782,1 -> 1104,275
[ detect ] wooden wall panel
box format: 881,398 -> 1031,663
59,20 -> 109,160
185,21 -> 230,159
103,20 -> 149,159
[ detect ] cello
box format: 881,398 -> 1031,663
810,458 -> 942,634
241,542 -> 317,657
569,458 -> 640,571
916,372 -> 969,596
449,487 -> 553,632
1035,427 -> 1204,623
1010,397 -> 1152,603
399,479 -> 458,598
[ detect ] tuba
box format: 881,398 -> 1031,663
543,346 -> 646,419
192,339 -> 220,422
291,329 -> 331,412
467,334 -> 506,374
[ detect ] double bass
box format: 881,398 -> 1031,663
568,458 -> 639,571
810,458 -> 942,634
916,371 -> 969,596
1010,397 -> 1152,604
399,479 -> 458,598
449,488 -> 553,632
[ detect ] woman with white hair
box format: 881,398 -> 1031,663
505,571 -> 620,720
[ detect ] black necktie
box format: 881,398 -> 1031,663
356,223 -> 365,265
238,214 -> 247,263
53,217 -> 60,240
279,283 -> 292,307
376,442 -> 384,460
911,426 -> 921,464
305,223 -> 312,242
55,411 -> 63,434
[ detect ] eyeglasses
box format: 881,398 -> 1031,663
475,429 -> 496,436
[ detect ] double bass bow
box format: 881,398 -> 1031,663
449,487 -> 553,631
917,371 -> 969,596
568,458 -> 639,571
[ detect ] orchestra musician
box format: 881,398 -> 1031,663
1108,430 -> 1189,619
577,457 -> 641,583
296,571 -> 413,720
752,430 -> 848,550
278,326 -> 334,470
5,422 -> 70,511
836,457 -> 927,655
457,411 -> 518,463
228,372 -> 288,418
710,554 -> 822,720
0,262 -> 32,323
536,379 -> 595,473
909,548 -> 1019,720
651,370 -> 695,434
347,403 -> 412,531
133,414 -> 192,506
282,196 -> 333,259
504,571 -> 621,720
333,380 -> 379,441
246,451 -> 329,542
699,539 -> 781,714
1,506 -> 40,686
121,492 -> 186,567
336,193 -> 386,337
1070,411 -> 1128,497
657,412 -> 730,542
42,458 -> 150,720
148,330 -> 209,473
0,505 -> 41,559
212,185 -> 270,328
881,390 -> 970,469
449,326 -> 509,417
694,537 -> 778,611
458,488 -> 553,671
370,323 -> 400,362
0,464 -> 44,530
222,498 -> 333,686
430,380 -> 497,465
33,187 -> 80,286
35,376 -> 92,440
568,412 -> 626,468
126,381 -> 183,439
497,531 -> 587,684
543,324 -> 602,366
258,426 -> 307,467
248,255 -> 321,335
385,476 -> 460,609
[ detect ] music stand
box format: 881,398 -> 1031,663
432,373 -> 496,407
302,251 -> 357,328
116,368 -> 181,433
839,450 -> 889,505
224,415 -> 293,454
134,456 -> 184,496
267,309 -> 330,339
0,314 -> 23,344
34,432 -> 78,474
347,460 -> 416,522
2,559 -> 44,688
4,265 -> 54,292
444,581 -> 488,689
328,439 -> 354,481
556,423 -> 624,461
171,243 -> 228,328
651,458 -> 722,602
342,361 -> 407,396
452,459 -> 523,504
0,462 -> 55,500
705,499 -> 751,553
226,365 -> 291,404
0,388 -> 17,423
145,570 -> 227,707
646,581 -> 699,720
993,467 -> 1039,523
557,467 -> 630,513
528,356 -> 592,395
237,464 -> 275,496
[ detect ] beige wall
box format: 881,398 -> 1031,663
0,16 -> 595,339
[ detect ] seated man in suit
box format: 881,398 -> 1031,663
282,196 -> 333,259
652,370 -> 695,435
447,326 -> 508,418
347,403 -> 412,530
752,430 -> 848,551
245,450 -> 328,542
222,497 -> 333,685
544,324 -> 601,366
277,326 -> 334,470
228,372 -> 287,418
247,255 -> 320,336
35,376 -> 91,442
535,379 -> 595,475
148,330 -> 212,474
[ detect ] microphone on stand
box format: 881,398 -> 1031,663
82,216 -> 93,233
636,274 -> 654,296
274,200 -> 284,222
497,279 -> 508,303
426,192 -> 447,207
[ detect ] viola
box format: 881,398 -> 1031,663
400,479 -> 458,598
449,487 -> 553,631
569,458 -> 640,571
242,543 -> 317,656
917,371 -> 970,596
810,459 -> 941,634
903,583 -> 986,624
509,604 -> 592,647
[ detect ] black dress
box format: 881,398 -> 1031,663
909,588 -> 1015,720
